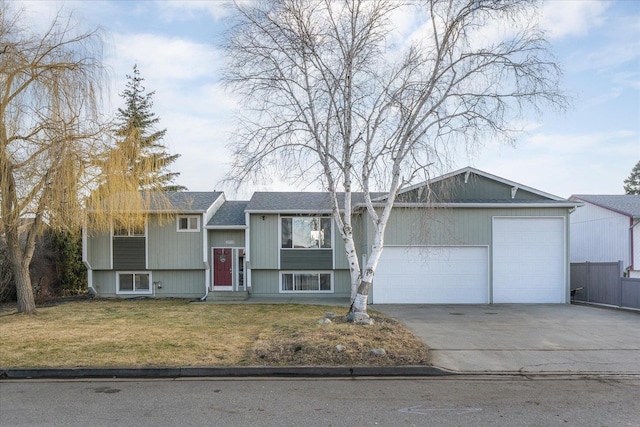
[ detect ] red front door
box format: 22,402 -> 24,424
213,248 -> 233,287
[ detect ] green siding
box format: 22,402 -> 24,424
333,229 -> 351,270
92,270 -> 204,298
378,207 -> 569,248
148,216 -> 204,269
150,270 -> 205,298
280,250 -> 332,269
333,270 -> 351,297
249,270 -> 279,295
210,230 -> 245,248
249,214 -> 279,269
403,174 -> 549,202
87,230 -> 111,269
93,270 -> 116,295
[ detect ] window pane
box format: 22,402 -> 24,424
294,217 -> 322,248
296,274 -> 319,291
135,274 -> 150,291
179,218 -> 188,229
131,224 -> 145,236
282,273 -> 293,291
119,274 -> 133,291
188,217 -> 199,230
281,218 -> 292,248
320,274 -> 331,291
320,218 -> 332,248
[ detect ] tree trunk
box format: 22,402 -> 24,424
13,257 -> 36,314
347,267 -> 375,323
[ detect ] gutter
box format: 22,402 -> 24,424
356,202 -> 581,209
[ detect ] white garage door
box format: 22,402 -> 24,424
373,246 -> 489,304
493,217 -> 566,303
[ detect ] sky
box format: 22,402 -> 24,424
14,0 -> 640,199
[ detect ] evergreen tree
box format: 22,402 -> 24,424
113,65 -> 187,191
624,160 -> 640,195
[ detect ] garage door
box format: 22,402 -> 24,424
493,217 -> 566,303
373,246 -> 489,304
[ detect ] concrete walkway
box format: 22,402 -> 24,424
372,303 -> 640,374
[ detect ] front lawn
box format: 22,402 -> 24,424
0,299 -> 430,368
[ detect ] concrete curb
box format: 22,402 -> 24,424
0,366 -> 453,380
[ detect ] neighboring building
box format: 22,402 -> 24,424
569,195 -> 640,277
83,167 -> 579,303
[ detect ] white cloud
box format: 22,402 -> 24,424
110,33 -> 221,83
157,0 -> 233,22
467,129 -> 639,197
541,0 -> 608,39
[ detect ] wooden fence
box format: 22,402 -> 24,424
570,261 -> 640,310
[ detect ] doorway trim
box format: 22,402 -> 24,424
212,247 -> 245,292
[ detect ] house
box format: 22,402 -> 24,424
568,195 -> 640,277
83,167 -> 579,303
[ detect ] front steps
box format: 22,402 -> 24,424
206,291 -> 249,302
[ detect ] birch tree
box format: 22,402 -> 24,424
223,0 -> 564,320
0,5 -> 169,313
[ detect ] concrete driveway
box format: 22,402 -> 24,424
372,304 -> 640,374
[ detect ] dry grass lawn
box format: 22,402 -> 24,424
0,299 -> 430,368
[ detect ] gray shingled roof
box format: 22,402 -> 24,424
245,192 -> 385,212
207,201 -> 249,227
150,192 -> 222,212
571,195 -> 640,218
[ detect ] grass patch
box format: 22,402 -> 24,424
0,299 -> 430,368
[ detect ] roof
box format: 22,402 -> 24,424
570,195 -> 640,218
245,192 -> 384,213
160,192 -> 222,212
207,201 -> 249,227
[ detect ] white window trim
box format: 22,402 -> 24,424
116,271 -> 152,295
177,215 -> 201,232
280,271 -> 334,293
279,215 -> 333,250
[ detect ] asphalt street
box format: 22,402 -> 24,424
2,376 -> 639,426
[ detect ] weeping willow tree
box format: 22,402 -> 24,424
0,4 -> 171,314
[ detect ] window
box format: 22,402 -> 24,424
113,222 -> 145,237
177,216 -> 200,232
281,217 -> 331,249
117,272 -> 151,294
281,272 -> 332,293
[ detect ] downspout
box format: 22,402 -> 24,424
82,225 -> 97,297
629,218 -> 639,275
201,212 -> 209,301
245,211 -> 251,292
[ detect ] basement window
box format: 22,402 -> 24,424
117,272 -> 151,294
280,272 -> 333,293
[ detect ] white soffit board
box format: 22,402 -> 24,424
373,246 -> 489,304
492,217 -> 565,303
